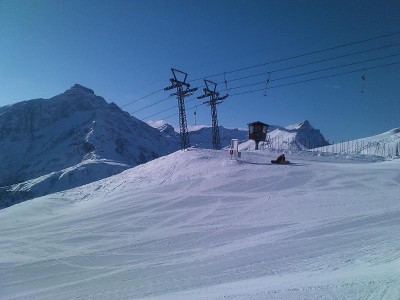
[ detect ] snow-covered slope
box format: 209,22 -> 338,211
240,120 -> 329,151
0,84 -> 330,209
315,127 -> 400,158
1,149 -> 399,299
0,84 -> 179,207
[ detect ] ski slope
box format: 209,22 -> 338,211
1,149 -> 399,299
314,128 -> 400,158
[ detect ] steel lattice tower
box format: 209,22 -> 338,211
197,80 -> 228,150
164,69 -> 197,150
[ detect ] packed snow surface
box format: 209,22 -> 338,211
1,149 -> 399,299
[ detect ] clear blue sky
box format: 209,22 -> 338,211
1,0 -> 399,142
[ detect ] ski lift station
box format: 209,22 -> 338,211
248,121 -> 269,150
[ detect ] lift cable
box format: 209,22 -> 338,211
135,54 -> 400,117
120,32 -> 400,110
141,61 -> 400,121
219,54 -> 400,93
129,95 -> 174,114
189,31 -> 400,82
140,96 -> 198,120
217,43 -> 399,86
120,87 -> 165,108
131,53 -> 398,116
228,61 -> 400,97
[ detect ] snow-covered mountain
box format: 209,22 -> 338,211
152,120 -> 329,151
1,149 -> 399,299
165,125 -> 248,149
240,120 -> 330,151
148,121 -> 249,149
315,127 -> 400,157
0,84 -> 178,207
270,120 -> 329,148
0,85 -> 331,208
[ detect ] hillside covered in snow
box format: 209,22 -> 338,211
1,148 -> 399,299
0,85 -> 332,208
0,85 -> 180,207
315,127 -> 400,158
239,120 -> 330,151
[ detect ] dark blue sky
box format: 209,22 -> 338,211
1,0 -> 399,141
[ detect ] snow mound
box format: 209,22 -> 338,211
0,149 -> 399,299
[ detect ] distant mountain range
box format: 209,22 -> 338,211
0,84 -> 364,208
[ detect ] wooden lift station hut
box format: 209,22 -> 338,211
248,121 -> 269,150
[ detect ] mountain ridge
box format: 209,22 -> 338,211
0,85 -> 338,208
0,85 -> 179,207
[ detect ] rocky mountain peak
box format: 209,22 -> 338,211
286,120 -> 312,131
64,84 -> 95,96
297,120 -> 310,128
52,84 -> 107,110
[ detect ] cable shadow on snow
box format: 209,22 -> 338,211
239,160 -> 309,167
240,161 -> 270,166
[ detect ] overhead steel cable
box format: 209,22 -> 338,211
156,103 -> 200,122
189,31 -> 400,82
140,96 -> 197,120
120,87 -> 165,108
150,99 -> 199,121
142,61 -> 400,121
135,50 -> 399,117
129,94 -> 173,114
217,43 -> 399,85
124,33 -> 399,111
219,53 -> 400,92
140,105 -> 176,120
228,61 -> 400,97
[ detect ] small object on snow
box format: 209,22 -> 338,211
277,154 -> 286,162
230,139 -> 240,160
271,154 -> 289,164
271,160 -> 290,165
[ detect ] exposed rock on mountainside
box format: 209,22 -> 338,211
0,84 -> 178,207
0,84 -> 333,209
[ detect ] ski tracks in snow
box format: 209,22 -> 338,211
1,149 -> 400,299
